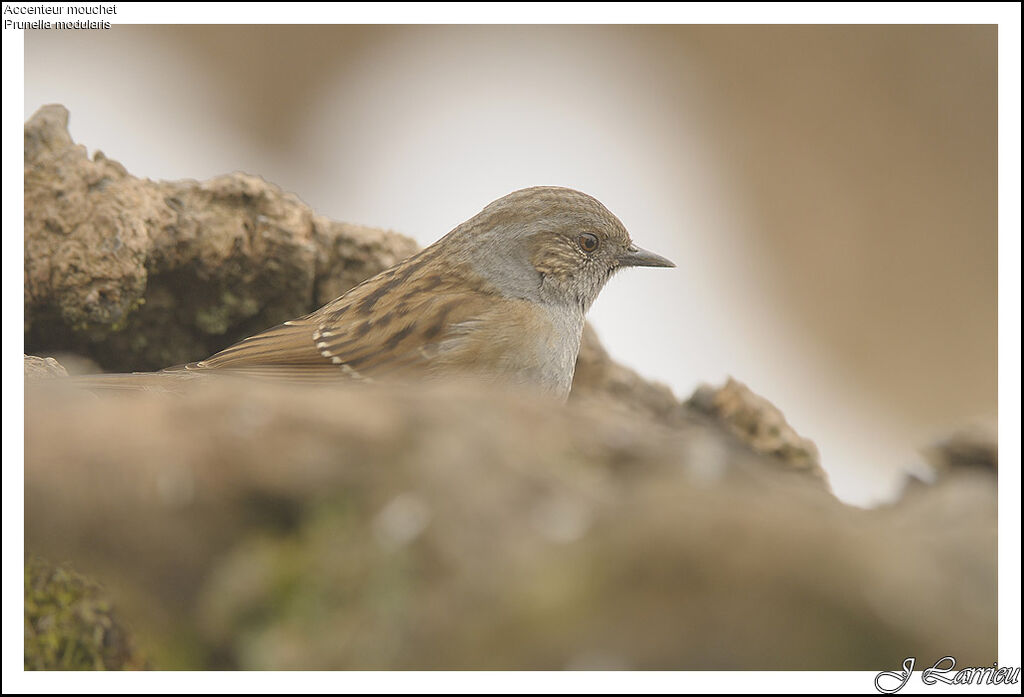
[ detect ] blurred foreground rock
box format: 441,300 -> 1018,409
924,422 -> 998,476
24,373 -> 996,670
898,421 -> 998,500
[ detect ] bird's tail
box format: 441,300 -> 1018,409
55,368 -> 200,393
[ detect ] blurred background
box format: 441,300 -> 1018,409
24,25 -> 997,506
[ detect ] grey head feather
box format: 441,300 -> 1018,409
441,186 -> 633,312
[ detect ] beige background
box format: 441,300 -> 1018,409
25,25 -> 997,505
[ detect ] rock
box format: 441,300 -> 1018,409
924,422 -> 998,475
24,376 -> 996,669
24,557 -> 144,670
24,104 -> 418,372
688,377 -> 828,488
570,324 -> 682,424
24,354 -> 68,379
898,421 -> 997,499
40,351 -> 103,377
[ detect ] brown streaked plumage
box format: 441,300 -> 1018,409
87,187 -> 675,400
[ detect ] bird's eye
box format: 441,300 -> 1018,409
578,233 -> 599,253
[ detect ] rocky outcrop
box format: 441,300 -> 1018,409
24,104 -> 418,372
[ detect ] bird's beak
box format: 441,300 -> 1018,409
618,243 -> 675,269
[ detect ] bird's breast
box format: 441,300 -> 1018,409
439,299 -> 584,400
518,303 -> 585,400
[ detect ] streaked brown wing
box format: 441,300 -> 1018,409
193,316 -> 324,369
191,252 -> 498,381
309,290 -> 497,379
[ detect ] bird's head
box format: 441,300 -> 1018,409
448,186 -> 674,312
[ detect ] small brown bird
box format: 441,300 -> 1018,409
77,187 -> 673,399
187,186 -> 673,399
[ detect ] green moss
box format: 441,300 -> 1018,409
195,495 -> 421,668
24,557 -> 144,670
108,297 -> 145,332
194,290 -> 262,335
67,296 -> 146,335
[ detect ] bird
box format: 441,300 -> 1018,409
73,187 -> 674,400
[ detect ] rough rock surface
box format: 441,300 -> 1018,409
24,104 -> 418,372
687,378 -> 827,488
23,354 -> 68,379
22,106 -> 996,670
